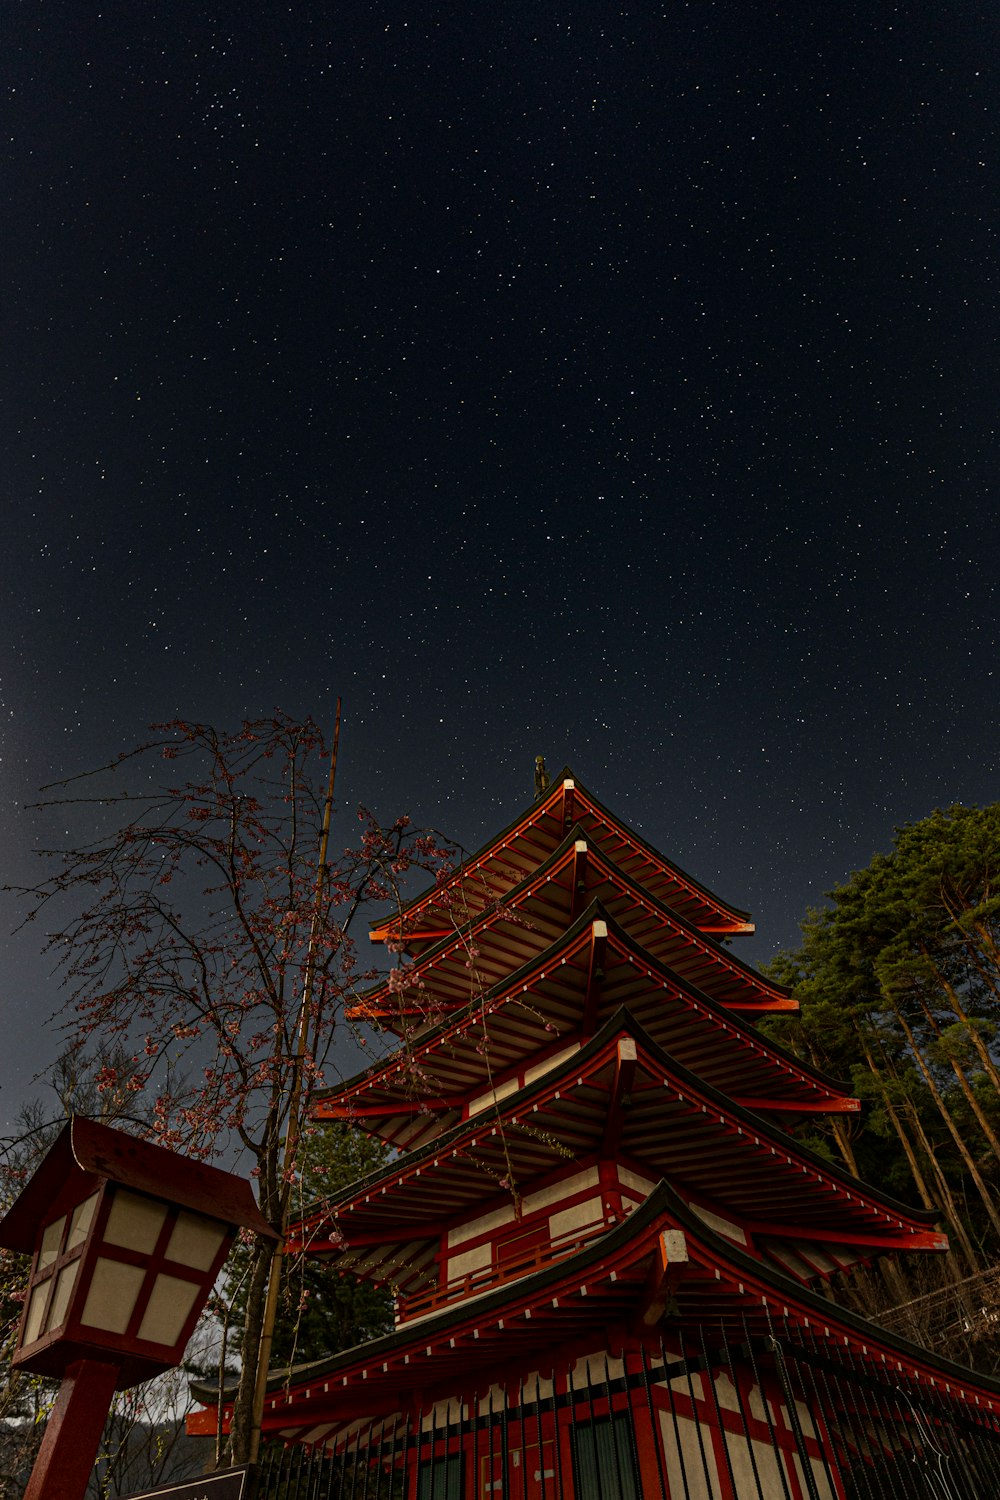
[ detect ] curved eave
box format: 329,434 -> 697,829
354,827 -> 789,1029
295,1009 -> 938,1258
369,769 -> 753,949
196,1181 -> 677,1416
314,904 -> 854,1144
195,1180 -> 1000,1439
655,1181 -> 1000,1414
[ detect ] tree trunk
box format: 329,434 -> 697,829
901,1092 -> 980,1274
938,910 -> 1000,1010
829,1115 -> 860,1176
227,1232 -> 278,1465
860,1036 -> 935,1210
915,991 -> 1000,1162
872,1032 -> 979,1273
891,999 -> 1000,1241
878,1253 -> 910,1302
925,946 -> 1000,1097
854,1023 -> 973,1294
797,1030 -> 860,1175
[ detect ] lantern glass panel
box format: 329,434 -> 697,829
165,1210 -> 227,1271
23,1283 -> 49,1346
46,1260 -> 79,1333
104,1190 -> 168,1254
38,1215 -> 65,1272
81,1257 -> 145,1334
67,1192 -> 99,1251
137,1273 -> 201,1346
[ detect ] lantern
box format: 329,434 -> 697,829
0,1117 -> 276,1500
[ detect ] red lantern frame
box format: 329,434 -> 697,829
0,1118 -> 276,1500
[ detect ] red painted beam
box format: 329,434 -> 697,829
732,1095 -> 861,1115
743,1219 -> 950,1251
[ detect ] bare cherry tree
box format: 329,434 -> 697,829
9,711 -> 452,1463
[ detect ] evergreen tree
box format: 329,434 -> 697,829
227,1123 -> 393,1370
764,803 -> 1000,1370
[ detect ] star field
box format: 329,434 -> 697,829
1,2 -> 997,1125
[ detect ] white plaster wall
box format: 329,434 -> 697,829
568,1350 -> 625,1384
732,1436 -> 797,1498
658,1409 -> 717,1500
748,1381 -> 779,1427
617,1164 -> 656,1198
447,1168 -> 603,1255
522,1165 -> 600,1216
791,1452 -> 839,1500
421,1397 -> 466,1429
548,1196 -> 604,1243
447,1201 -> 516,1248
519,1371 -> 555,1401
714,1368 -> 741,1412
788,1396 -> 818,1440
660,1390 -> 832,1500
466,1043 -> 582,1116
447,1240 -> 492,1281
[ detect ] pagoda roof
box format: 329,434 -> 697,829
294,1011 -> 941,1297
198,1182 -> 690,1425
193,1179 -> 1000,1445
352,827 -> 791,1032
315,905 -> 856,1152
370,769 -> 753,954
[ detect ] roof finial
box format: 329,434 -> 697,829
534,755 -> 550,799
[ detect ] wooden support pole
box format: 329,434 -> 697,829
23,1357 -> 121,1500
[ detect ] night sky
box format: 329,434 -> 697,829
2,3 -> 997,1129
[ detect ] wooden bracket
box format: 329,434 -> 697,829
570,840 -> 589,920
640,1229 -> 689,1327
603,1037 -> 637,1156
582,920 -> 608,1036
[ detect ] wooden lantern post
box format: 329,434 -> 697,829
0,1117 -> 276,1500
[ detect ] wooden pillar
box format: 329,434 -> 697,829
23,1356 -> 121,1500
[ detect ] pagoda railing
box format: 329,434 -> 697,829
398,1210 -> 621,1323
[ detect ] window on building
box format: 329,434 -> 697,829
570,1412 -> 639,1500
416,1452 -> 463,1499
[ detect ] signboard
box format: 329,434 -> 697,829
120,1465 -> 252,1500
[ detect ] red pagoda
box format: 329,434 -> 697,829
194,769 -> 1000,1498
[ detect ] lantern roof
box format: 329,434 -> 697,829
370,769 -> 754,954
0,1117 -> 275,1254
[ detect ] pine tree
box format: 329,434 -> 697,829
764,803 -> 1000,1370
